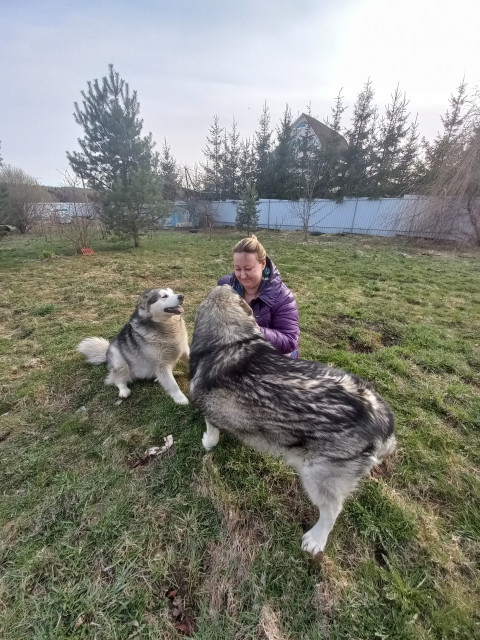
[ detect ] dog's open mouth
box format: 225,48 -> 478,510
165,306 -> 184,315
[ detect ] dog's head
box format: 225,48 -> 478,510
135,287 -> 184,321
205,284 -> 253,317
193,285 -> 261,346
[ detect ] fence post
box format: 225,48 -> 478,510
351,198 -> 359,233
267,200 -> 270,230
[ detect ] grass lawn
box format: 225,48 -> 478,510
0,230 -> 479,639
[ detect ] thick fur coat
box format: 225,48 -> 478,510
78,287 -> 189,404
190,285 -> 395,555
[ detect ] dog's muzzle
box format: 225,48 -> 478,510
165,294 -> 184,314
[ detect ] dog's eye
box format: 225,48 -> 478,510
161,294 -> 168,299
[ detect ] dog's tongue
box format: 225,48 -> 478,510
175,306 -> 184,314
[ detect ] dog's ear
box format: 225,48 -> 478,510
238,297 -> 253,316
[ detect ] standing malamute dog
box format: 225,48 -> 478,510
190,285 -> 396,556
78,287 -> 189,404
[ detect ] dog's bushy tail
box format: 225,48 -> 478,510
77,337 -> 110,364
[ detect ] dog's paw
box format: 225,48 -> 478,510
202,432 -> 219,451
301,531 -> 324,557
118,387 -> 131,399
173,393 -> 189,405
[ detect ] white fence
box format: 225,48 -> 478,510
207,197 -> 477,243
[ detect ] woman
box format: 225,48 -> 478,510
218,235 -> 300,357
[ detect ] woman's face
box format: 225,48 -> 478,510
233,252 -> 266,293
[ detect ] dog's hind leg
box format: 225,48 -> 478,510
105,369 -> 131,398
297,462 -> 353,556
180,347 -> 190,366
301,496 -> 343,557
155,367 -> 189,405
202,420 -> 220,451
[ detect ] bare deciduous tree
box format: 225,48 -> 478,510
198,201 -> 218,240
0,165 -> 52,233
418,89 -> 480,245
50,170 -> 99,252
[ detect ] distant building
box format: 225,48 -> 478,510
291,113 -> 348,154
35,202 -> 97,222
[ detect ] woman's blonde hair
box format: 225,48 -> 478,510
233,234 -> 266,262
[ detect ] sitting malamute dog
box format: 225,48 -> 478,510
190,285 -> 396,556
78,287 -> 189,404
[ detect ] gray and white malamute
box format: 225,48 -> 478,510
78,287 -> 189,404
190,285 -> 396,556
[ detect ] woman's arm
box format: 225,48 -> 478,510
260,290 -> 299,354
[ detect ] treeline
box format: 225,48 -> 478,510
2,66 -> 479,248
178,79 -> 479,207
197,82 -> 418,201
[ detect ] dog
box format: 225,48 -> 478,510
78,287 -> 189,404
189,285 -> 396,556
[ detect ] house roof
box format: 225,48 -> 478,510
292,113 -> 349,153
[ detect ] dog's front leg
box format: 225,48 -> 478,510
155,367 -> 189,405
180,347 -> 190,366
202,420 -> 220,451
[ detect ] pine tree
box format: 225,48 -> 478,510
103,169 -> 169,248
238,139 -> 256,191
395,116 -> 421,194
224,118 -> 240,198
326,88 -> 347,133
218,129 -> 231,200
372,86 -> 420,196
311,90 -> 349,199
271,105 -> 296,199
254,102 -> 273,197
344,79 -> 378,196
235,184 -> 260,234
67,64 -> 166,246
201,115 -> 224,198
68,64 -> 158,191
159,139 -> 181,202
423,80 -> 468,187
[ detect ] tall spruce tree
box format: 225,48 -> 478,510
235,184 -> 260,234
372,86 -> 420,196
254,102 -> 273,198
238,139 -> 256,192
159,139 -> 181,202
224,118 -> 240,198
423,80 -> 468,187
326,88 -> 347,133
271,105 -> 296,199
201,115 -> 224,198
344,79 -> 378,196
219,129 -> 230,199
67,64 -> 166,247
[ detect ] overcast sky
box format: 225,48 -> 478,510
1,0 -> 479,186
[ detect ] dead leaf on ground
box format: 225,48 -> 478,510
165,588 -> 197,636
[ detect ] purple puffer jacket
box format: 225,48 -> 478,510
218,257 -> 300,355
